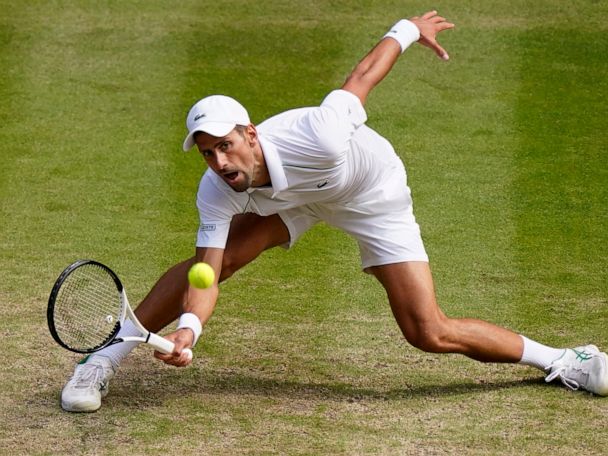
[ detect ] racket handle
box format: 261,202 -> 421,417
147,333 -> 193,361
147,332 -> 175,354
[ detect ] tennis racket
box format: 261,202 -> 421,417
47,259 -> 192,359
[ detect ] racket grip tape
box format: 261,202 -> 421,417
147,332 -> 193,360
147,332 -> 176,354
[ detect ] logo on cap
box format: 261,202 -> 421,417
183,95 -> 251,151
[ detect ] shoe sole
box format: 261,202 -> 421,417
61,399 -> 101,413
592,352 -> 608,396
60,388 -> 105,413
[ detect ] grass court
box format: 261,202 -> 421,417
1,0 -> 607,454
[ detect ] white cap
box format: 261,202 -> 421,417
182,95 -> 250,151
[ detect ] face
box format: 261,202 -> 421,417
195,125 -> 268,192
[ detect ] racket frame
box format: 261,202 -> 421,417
47,259 -> 175,355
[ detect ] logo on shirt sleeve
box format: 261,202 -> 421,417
199,224 -> 216,232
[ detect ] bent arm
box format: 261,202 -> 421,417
341,37 -> 402,106
342,11 -> 454,105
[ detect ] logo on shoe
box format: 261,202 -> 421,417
573,349 -> 593,362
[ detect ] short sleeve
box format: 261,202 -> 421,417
195,172 -> 246,248
320,89 -> 367,130
291,89 -> 368,162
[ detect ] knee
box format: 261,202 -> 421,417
219,251 -> 239,282
181,254 -> 236,283
403,319 -> 453,354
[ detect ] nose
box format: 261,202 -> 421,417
214,152 -> 229,170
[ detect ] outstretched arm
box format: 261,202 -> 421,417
342,11 -> 454,105
153,246 -> 223,367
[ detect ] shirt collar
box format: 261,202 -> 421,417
247,134 -> 288,197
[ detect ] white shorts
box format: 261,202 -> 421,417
278,160 -> 428,271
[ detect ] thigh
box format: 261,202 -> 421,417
221,213 -> 290,280
319,161 -> 427,272
369,261 -> 446,334
325,196 -> 428,272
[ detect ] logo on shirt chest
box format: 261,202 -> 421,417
316,180 -> 329,189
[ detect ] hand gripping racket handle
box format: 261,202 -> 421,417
146,332 -> 193,361
147,333 -> 175,354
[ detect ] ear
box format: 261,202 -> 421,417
245,124 -> 258,147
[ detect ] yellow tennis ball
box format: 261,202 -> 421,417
188,262 -> 215,289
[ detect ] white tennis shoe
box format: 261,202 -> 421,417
545,345 -> 608,396
61,355 -> 116,412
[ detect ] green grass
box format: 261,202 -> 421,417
1,0 -> 607,454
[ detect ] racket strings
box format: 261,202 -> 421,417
52,264 -> 123,352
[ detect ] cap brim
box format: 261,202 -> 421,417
182,122 -> 237,151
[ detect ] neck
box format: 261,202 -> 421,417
251,143 -> 271,187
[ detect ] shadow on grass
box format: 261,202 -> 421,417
104,366 -> 549,409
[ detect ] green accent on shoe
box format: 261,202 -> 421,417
78,355 -> 90,365
573,349 -> 593,362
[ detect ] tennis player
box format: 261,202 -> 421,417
61,11 -> 607,412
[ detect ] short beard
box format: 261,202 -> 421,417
227,126 -> 256,192
229,174 -> 251,192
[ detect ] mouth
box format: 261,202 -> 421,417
222,171 -> 240,184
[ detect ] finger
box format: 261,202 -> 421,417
161,347 -> 193,366
430,16 -> 446,23
421,10 -> 437,20
181,348 -> 193,364
153,350 -> 168,361
154,351 -> 178,366
420,38 -> 450,61
154,349 -> 182,362
168,350 -> 192,367
155,353 -> 183,367
433,42 -> 450,60
438,22 -> 456,31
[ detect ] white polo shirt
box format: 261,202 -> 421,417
195,89 -> 403,249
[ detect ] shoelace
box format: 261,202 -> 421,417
72,364 -> 104,390
545,366 -> 581,391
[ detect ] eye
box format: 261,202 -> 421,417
220,141 -> 230,151
201,150 -> 212,158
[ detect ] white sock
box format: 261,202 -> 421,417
92,320 -> 141,369
519,335 -> 565,372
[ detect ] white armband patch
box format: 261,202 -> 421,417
177,312 -> 203,346
383,19 -> 420,54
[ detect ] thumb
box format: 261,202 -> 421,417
428,38 -> 449,60
421,37 -> 449,61
436,45 -> 449,61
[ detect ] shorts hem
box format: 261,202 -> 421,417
362,254 -> 429,274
